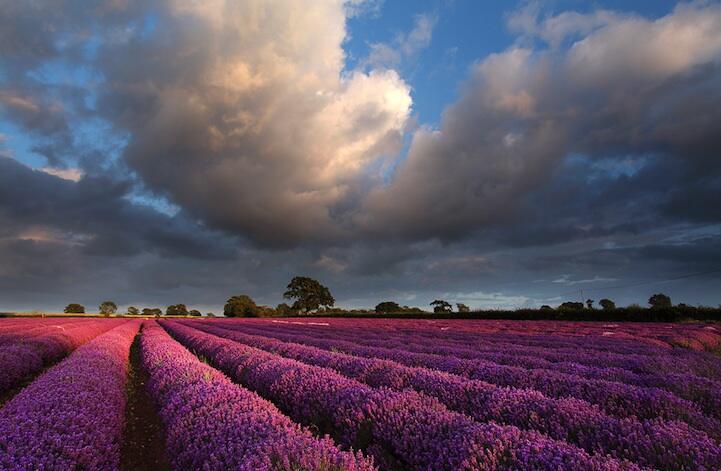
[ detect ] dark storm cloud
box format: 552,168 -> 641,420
4,0 -> 720,248
0,157 -> 235,260
1,0 -> 721,310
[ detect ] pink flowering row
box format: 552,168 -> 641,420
139,321 -> 375,470
219,321 -> 721,440
0,319 -> 125,396
0,318 -> 95,343
184,320 -> 721,470
0,321 -> 139,469
162,321 -> 637,471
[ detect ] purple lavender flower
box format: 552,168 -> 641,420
0,321 -> 139,470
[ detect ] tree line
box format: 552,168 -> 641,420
61,278 -> 719,322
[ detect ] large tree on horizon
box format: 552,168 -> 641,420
99,301 -> 117,316
283,277 -> 334,313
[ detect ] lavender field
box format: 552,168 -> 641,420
1,317 -> 720,470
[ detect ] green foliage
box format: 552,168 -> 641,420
430,299 -> 452,313
559,301 -> 584,311
64,303 -> 85,314
375,301 -> 401,313
599,299 -> 616,310
456,303 -> 470,313
166,304 -> 189,316
126,306 -> 140,315
224,295 -> 259,317
99,301 -> 117,316
649,293 -> 672,308
189,309 -> 202,317
283,276 -> 335,313
142,307 -> 162,317
275,303 -> 294,316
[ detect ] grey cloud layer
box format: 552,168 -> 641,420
1,1 -> 721,309
4,1 -> 720,246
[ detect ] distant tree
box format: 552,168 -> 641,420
599,299 -> 616,310
142,308 -> 162,317
188,309 -> 202,317
539,305 -> 553,311
403,306 -> 424,313
283,277 -> 335,313
256,305 -> 276,317
586,299 -> 594,309
558,301 -> 584,311
166,304 -> 189,316
126,306 -> 140,316
99,301 -> 117,316
64,303 -> 85,314
206,312 -> 216,317
275,303 -> 294,317
224,295 -> 259,317
649,293 -> 672,309
375,301 -> 401,314
430,300 -> 452,313
456,303 -> 470,313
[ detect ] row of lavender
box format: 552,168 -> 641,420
139,322 -> 373,470
274,318 -> 721,352
230,320 -> 721,418
0,321 -> 139,468
2,317 -> 719,470
0,320 -> 374,470
176,320 -> 721,470
232,318 -> 721,378
162,320 -> 640,470
0,318 -> 125,397
207,320 -> 721,436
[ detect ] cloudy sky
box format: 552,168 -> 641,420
1,0 -> 721,313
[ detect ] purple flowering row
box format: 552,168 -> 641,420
232,319 -> 721,380
162,321 -> 637,471
218,321 -> 721,440
250,321 -> 721,419
243,317 -> 716,363
344,323 -> 721,380
0,321 -> 139,470
182,320 -> 721,470
279,317 -> 720,353
0,319 -> 125,396
139,321 -> 375,471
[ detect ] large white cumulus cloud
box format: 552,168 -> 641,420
3,0 -> 721,250
98,0 -> 411,245
359,2 -> 721,240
